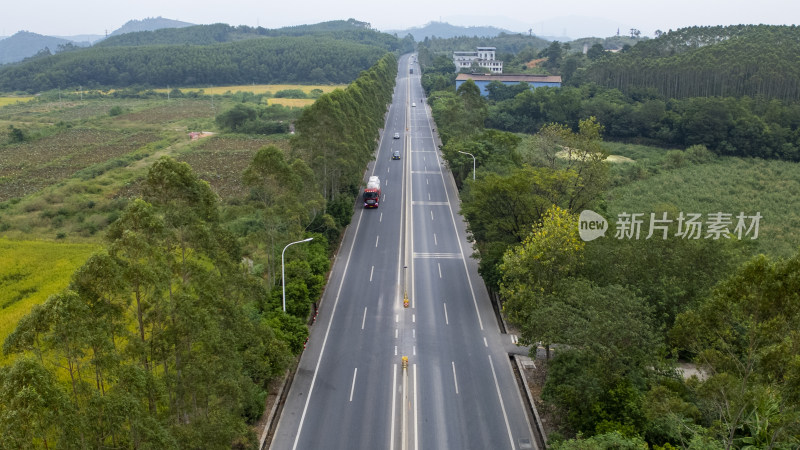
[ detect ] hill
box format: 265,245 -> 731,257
0,18 -> 193,66
109,16 -> 194,37
582,25 -> 800,101
0,31 -> 84,65
386,21 -> 513,41
0,35 -> 390,91
96,19 -> 402,49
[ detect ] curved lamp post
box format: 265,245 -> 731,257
282,237 -> 313,312
457,151 -> 476,180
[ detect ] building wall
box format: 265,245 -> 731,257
453,47 -> 502,73
455,79 -> 561,96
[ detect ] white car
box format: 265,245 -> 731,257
393,132 -> 400,139
412,103 -> 416,107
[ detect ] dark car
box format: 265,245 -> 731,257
392,150 -> 401,160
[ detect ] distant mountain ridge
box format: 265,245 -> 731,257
0,31 -> 90,65
0,17 -> 194,65
109,17 -> 194,36
385,21 -> 513,41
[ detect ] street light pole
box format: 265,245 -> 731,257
458,151 -> 476,180
282,237 -> 314,313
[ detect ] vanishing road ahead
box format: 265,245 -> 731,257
271,53 -> 536,450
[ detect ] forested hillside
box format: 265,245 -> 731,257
420,33 -> 551,56
583,25 -> 800,101
95,19 -> 403,51
0,36 -> 387,91
0,20 -> 408,92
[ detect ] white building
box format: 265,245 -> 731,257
453,46 -> 503,73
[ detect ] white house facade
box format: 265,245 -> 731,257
453,46 -> 503,73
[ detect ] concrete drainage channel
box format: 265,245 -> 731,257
510,353 -> 548,450
490,291 -> 547,449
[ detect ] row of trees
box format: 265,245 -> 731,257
224,52 -> 398,324
425,76 -> 800,447
0,36 -> 388,92
582,25 -> 800,101
291,53 -> 397,203
1,157 -> 295,448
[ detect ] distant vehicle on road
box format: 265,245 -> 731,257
412,102 -> 416,107
392,150 -> 401,160
393,132 -> 400,139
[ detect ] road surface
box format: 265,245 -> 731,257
270,53 -> 535,450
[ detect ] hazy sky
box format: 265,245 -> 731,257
2,0 -> 798,38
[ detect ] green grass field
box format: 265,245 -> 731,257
605,156 -> 800,258
0,238 -> 99,364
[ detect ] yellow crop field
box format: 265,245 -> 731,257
0,97 -> 33,107
155,84 -> 345,96
0,238 -> 99,365
268,98 -> 316,107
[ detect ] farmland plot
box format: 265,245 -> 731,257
179,136 -> 290,198
117,98 -> 217,124
0,128 -> 163,201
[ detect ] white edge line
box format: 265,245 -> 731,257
489,355 -> 515,450
390,363 -> 397,450
414,363 -> 419,450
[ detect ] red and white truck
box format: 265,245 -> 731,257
363,176 -> 381,208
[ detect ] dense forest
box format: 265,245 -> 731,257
95,19 -> 407,52
484,84 -> 800,160
0,37 -> 386,91
423,73 -> 800,449
582,25 -> 800,101
0,20 -> 410,92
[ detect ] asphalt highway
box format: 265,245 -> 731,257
270,53 -> 536,450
